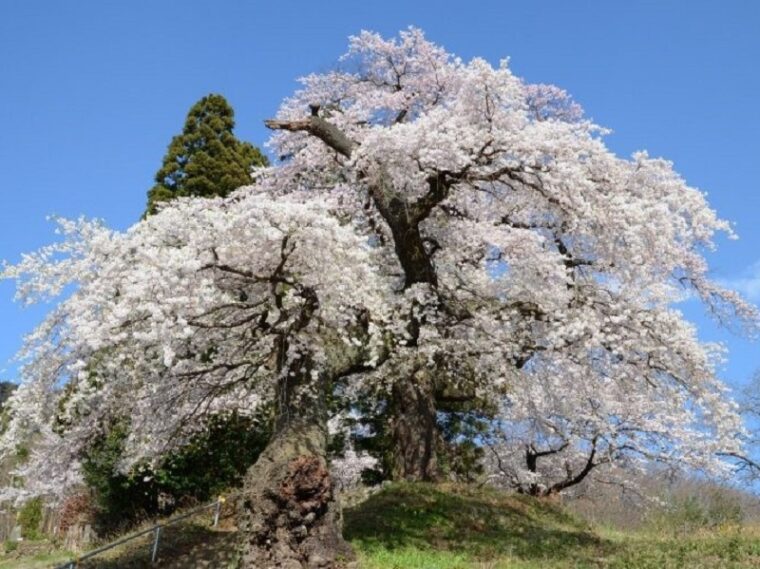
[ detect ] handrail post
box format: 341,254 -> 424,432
150,526 -> 161,564
213,495 -> 225,528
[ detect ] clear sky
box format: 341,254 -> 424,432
1,1 -> 759,395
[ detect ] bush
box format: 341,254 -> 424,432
660,496 -> 709,533
565,470 -> 755,531
82,410 -> 271,534
17,497 -> 43,539
56,492 -> 96,536
651,489 -> 744,534
704,488 -> 744,527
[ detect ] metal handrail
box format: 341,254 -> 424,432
54,493 -> 232,569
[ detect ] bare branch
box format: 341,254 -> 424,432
265,115 -> 356,158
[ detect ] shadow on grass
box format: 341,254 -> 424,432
344,483 -> 614,564
78,523 -> 237,569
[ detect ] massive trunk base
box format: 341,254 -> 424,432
238,345 -> 355,568
238,430 -> 355,568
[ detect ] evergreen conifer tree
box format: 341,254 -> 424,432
146,94 -> 267,215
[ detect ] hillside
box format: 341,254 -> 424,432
3,483 -> 760,568
347,483 -> 604,568
347,484 -> 760,568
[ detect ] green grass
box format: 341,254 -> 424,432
4,483 -> 759,568
345,483 -> 760,568
0,546 -> 73,569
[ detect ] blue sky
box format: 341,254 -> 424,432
1,1 -> 759,395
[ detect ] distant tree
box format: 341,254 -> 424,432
735,373 -> 760,479
145,94 -> 268,216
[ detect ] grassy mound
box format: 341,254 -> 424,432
345,483 -> 606,568
345,483 -> 760,568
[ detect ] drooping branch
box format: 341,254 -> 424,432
718,451 -> 760,475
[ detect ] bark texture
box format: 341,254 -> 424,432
237,285 -> 364,568
389,370 -> 439,481
238,367 -> 355,569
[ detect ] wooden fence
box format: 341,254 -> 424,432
0,504 -> 94,551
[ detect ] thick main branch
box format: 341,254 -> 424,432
266,114 -> 447,289
265,116 -> 355,158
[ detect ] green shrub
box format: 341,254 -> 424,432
667,496 -> 709,533
82,409 -> 271,534
651,489 -> 744,534
18,497 -> 43,539
704,488 -> 743,527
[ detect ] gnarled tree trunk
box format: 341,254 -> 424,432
389,370 -> 439,481
238,364 -> 354,569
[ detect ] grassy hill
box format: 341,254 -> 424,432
347,483 -> 760,568
3,483 -> 760,568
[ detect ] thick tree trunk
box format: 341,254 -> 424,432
238,365 -> 354,568
383,197 -> 438,288
389,370 -> 439,481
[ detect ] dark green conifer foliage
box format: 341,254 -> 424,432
145,94 -> 267,216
